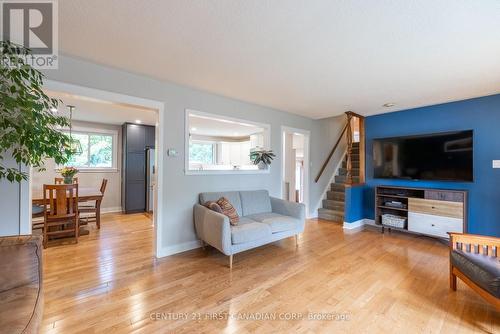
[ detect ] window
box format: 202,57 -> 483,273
186,110 -> 271,174
64,129 -> 117,170
189,142 -> 215,164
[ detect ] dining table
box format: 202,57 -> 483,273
32,187 -> 104,235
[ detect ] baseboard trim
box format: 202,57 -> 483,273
343,219 -> 365,229
343,218 -> 377,230
158,240 -> 201,258
100,206 -> 122,214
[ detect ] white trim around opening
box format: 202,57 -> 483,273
280,126 -> 311,218
34,80 -> 166,258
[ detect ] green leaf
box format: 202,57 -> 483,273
0,40 -> 73,183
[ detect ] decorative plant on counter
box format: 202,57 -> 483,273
250,150 -> 276,169
59,167 -> 79,184
0,40 -> 73,182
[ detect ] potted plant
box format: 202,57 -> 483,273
250,150 -> 275,170
59,167 -> 79,184
0,40 -> 73,182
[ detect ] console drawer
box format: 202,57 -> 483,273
408,198 -> 463,219
408,212 -> 463,238
425,190 -> 464,202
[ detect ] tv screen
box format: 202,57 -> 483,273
372,130 -> 473,182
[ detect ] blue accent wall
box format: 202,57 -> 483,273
344,185 -> 365,223
363,94 -> 500,237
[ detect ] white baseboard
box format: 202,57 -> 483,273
157,240 -> 201,258
343,218 -> 376,230
308,212 -> 318,219
101,206 -> 122,214
343,219 -> 365,229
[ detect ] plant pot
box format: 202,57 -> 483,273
63,176 -> 73,184
258,162 -> 268,170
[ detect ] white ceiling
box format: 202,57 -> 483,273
59,1 -> 500,119
46,90 -> 158,125
189,114 -> 264,137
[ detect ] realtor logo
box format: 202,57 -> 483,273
1,0 -> 58,68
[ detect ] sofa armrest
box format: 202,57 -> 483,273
0,235 -> 43,292
194,204 -> 232,255
270,197 -> 305,222
0,235 -> 43,334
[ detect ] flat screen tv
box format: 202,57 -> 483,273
372,130 -> 473,182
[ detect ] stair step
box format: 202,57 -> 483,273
330,183 -> 346,192
350,147 -> 360,154
335,175 -> 360,183
349,153 -> 360,161
322,199 -> 344,210
338,167 -> 360,176
327,191 -> 345,200
318,208 -> 344,222
352,142 -> 360,147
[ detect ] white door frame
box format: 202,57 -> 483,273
32,80 -> 166,258
280,126 -> 311,218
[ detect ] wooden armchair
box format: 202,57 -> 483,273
79,179 -> 107,229
449,232 -> 500,309
42,184 -> 80,248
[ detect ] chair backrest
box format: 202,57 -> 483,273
100,179 -> 108,194
43,184 -> 79,218
54,177 -> 78,184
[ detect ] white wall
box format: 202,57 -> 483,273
30,120 -> 122,212
0,155 -> 30,236
41,55 -> 345,256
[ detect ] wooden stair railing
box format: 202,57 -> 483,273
315,111 -> 365,184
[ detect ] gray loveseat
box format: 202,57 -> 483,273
194,190 -> 305,268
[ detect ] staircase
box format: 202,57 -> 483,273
318,142 -> 360,222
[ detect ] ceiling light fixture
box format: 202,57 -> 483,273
191,127 -> 197,131
64,105 -> 83,155
383,103 -> 396,108
135,120 -> 142,124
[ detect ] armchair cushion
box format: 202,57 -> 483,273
270,197 -> 305,221
246,212 -> 299,233
231,218 -> 271,244
451,249 -> 500,298
240,190 -> 272,216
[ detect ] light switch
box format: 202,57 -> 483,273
167,149 -> 178,157
493,160 -> 500,168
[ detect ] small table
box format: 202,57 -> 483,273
32,187 -> 104,232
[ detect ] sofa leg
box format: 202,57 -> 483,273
295,234 -> 298,247
229,254 -> 233,269
450,268 -> 457,291
201,240 -> 205,250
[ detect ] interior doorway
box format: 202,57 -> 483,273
26,80 -> 165,256
281,126 -> 310,217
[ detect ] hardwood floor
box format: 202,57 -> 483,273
41,213 -> 499,333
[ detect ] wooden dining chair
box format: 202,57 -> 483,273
31,204 -> 46,231
79,179 -> 107,229
42,184 -> 79,248
54,177 -> 78,184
